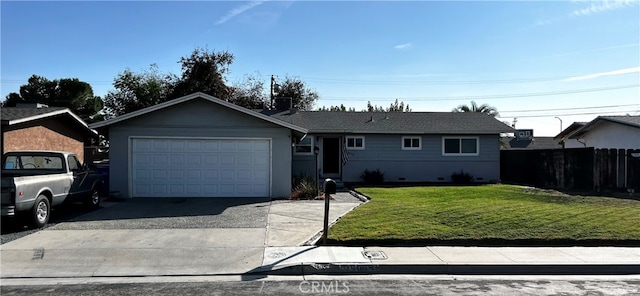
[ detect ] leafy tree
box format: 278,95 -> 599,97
452,100 -> 499,117
274,76 -> 319,111
227,74 -> 268,109
171,47 -> 234,100
103,64 -> 177,118
3,75 -> 103,121
365,99 -> 411,112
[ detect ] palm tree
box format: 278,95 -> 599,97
452,100 -> 499,117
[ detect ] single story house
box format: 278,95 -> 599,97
269,105 -> 514,185
1,104 -> 97,163
556,116 -> 640,149
90,93 -> 514,199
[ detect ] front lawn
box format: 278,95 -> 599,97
327,185 -> 640,245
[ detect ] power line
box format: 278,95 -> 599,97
498,110 -> 640,119
499,104 -> 640,113
319,84 -> 639,101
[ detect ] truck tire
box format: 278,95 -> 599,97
85,187 -> 101,209
31,195 -> 50,228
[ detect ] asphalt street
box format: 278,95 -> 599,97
2,278 -> 639,296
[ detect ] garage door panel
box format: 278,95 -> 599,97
220,141 -> 235,151
153,184 -> 167,195
132,138 -> 270,197
203,169 -> 218,179
153,140 -> 170,151
170,170 -> 184,179
237,155 -> 252,166
186,155 -> 202,165
153,170 -> 168,179
170,184 -> 184,195
204,155 -> 219,165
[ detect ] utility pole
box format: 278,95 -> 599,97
270,75 -> 275,109
512,118 -> 518,129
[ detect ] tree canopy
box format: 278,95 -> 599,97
367,99 -> 411,112
171,48 -> 234,100
273,76 -> 319,111
317,99 -> 412,112
102,50 -> 320,117
103,64 -> 176,118
452,100 -> 499,117
317,104 -> 356,112
3,75 -> 103,121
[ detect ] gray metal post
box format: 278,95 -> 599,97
322,190 -> 330,244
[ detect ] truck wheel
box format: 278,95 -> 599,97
85,187 -> 101,209
31,195 -> 50,228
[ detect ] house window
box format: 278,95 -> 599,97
443,137 -> 479,155
294,136 -> 313,155
402,136 -> 421,150
346,136 -> 365,150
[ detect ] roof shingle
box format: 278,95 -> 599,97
268,111 -> 514,134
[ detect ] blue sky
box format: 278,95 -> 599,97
2,0 -> 639,136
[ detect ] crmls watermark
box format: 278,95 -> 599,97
299,280 -> 350,294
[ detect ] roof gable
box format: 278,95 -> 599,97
1,107 -> 96,137
269,111 -> 514,134
568,116 -> 640,139
554,122 -> 587,140
89,92 -> 307,133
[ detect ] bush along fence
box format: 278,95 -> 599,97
500,148 -> 640,192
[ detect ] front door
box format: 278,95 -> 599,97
322,137 -> 340,177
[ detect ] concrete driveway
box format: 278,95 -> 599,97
0,193 -> 363,278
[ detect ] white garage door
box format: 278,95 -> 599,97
131,138 -> 270,197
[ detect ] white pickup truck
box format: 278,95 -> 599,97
1,151 -> 104,227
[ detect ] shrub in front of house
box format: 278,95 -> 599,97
291,174 -> 318,199
451,170 -> 474,184
360,169 -> 385,185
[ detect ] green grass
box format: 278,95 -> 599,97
327,185 -> 640,245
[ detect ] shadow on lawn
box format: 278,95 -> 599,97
322,238 -> 640,247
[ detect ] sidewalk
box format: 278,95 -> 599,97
258,246 -> 640,275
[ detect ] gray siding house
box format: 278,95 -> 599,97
90,92 -> 513,199
269,109 -> 514,184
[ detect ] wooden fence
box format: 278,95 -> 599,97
500,148 -> 640,192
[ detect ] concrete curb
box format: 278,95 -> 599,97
254,263 -> 640,276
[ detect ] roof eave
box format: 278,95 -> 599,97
3,109 -> 97,137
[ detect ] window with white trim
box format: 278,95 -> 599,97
402,136 -> 421,150
294,136 -> 313,155
443,137 -> 479,155
346,136 -> 365,150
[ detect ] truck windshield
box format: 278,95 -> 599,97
3,155 -> 64,170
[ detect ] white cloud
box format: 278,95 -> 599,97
215,1 -> 267,25
571,0 -> 639,17
394,43 -> 412,50
564,67 -> 640,81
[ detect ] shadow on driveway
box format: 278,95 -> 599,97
69,197 -> 270,221
2,197 -> 271,243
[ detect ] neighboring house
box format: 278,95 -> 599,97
500,129 -> 562,150
268,102 -> 514,184
89,93 -> 307,199
558,116 -> 640,149
1,104 -> 97,163
89,93 -> 513,199
554,122 -> 587,148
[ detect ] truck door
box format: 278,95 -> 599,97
69,155 -> 91,194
